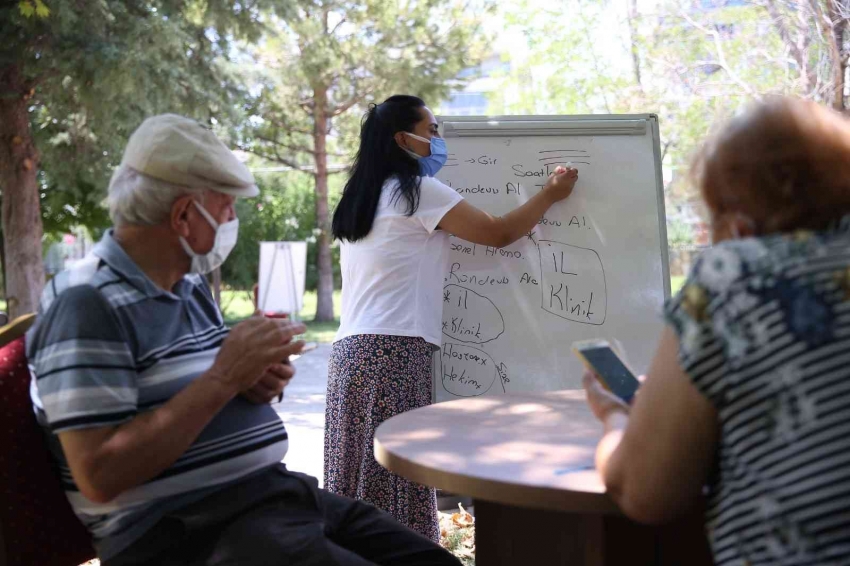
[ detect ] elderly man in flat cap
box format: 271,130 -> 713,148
26,115 -> 460,566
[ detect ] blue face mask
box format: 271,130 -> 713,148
402,132 -> 448,177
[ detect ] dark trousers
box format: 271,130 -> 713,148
104,465 -> 461,566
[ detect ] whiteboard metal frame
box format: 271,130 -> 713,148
442,114 -> 655,136
648,114 -> 672,300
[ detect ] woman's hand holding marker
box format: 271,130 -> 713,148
542,163 -> 579,204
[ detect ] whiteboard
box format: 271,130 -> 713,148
258,241 -> 308,315
433,115 -> 669,402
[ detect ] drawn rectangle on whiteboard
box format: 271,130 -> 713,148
433,114 -> 669,403
258,241 -> 307,314
538,240 -> 607,325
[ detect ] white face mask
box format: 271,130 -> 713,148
179,200 -> 239,274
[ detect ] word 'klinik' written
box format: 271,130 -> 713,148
548,284 -> 596,321
441,317 -> 482,340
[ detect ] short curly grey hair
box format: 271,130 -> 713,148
107,165 -> 206,226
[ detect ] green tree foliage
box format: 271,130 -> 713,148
11,1 -> 263,235
17,0 -> 50,18
237,0 -> 492,321
221,170 -> 343,292
493,0 -> 848,247
0,0 -> 263,315
492,0 -> 636,116
757,0 -> 849,109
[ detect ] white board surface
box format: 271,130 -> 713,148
434,115 -> 669,402
258,241 -> 308,315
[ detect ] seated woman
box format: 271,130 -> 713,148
584,97 -> 850,565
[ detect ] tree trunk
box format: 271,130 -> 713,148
627,0 -> 642,88
826,0 -> 848,110
312,87 -> 335,323
762,0 -> 817,95
0,64 -> 45,318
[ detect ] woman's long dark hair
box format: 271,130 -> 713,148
332,95 -> 425,242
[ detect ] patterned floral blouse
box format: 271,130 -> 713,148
664,217 -> 850,566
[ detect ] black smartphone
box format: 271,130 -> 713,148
573,339 -> 640,403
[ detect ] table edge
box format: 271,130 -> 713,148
374,436 -> 622,515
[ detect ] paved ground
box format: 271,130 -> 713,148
272,343 -> 332,485
270,344 -> 472,514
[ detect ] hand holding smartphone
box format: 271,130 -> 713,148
572,339 -> 640,404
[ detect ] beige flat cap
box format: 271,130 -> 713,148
121,114 -> 259,197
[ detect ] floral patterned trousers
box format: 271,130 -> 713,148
324,334 -> 440,542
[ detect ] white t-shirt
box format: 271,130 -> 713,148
336,176 -> 464,347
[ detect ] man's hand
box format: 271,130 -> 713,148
208,316 -> 306,394
242,362 -> 294,404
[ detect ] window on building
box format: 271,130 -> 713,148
441,92 -> 488,116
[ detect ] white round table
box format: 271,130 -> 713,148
374,390 -> 713,566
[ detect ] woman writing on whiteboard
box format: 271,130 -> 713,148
326,94 -> 578,540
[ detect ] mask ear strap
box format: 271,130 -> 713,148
404,132 -> 430,144
395,132 -> 410,153
192,200 -> 220,230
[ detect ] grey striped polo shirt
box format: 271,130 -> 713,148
26,230 -> 288,560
